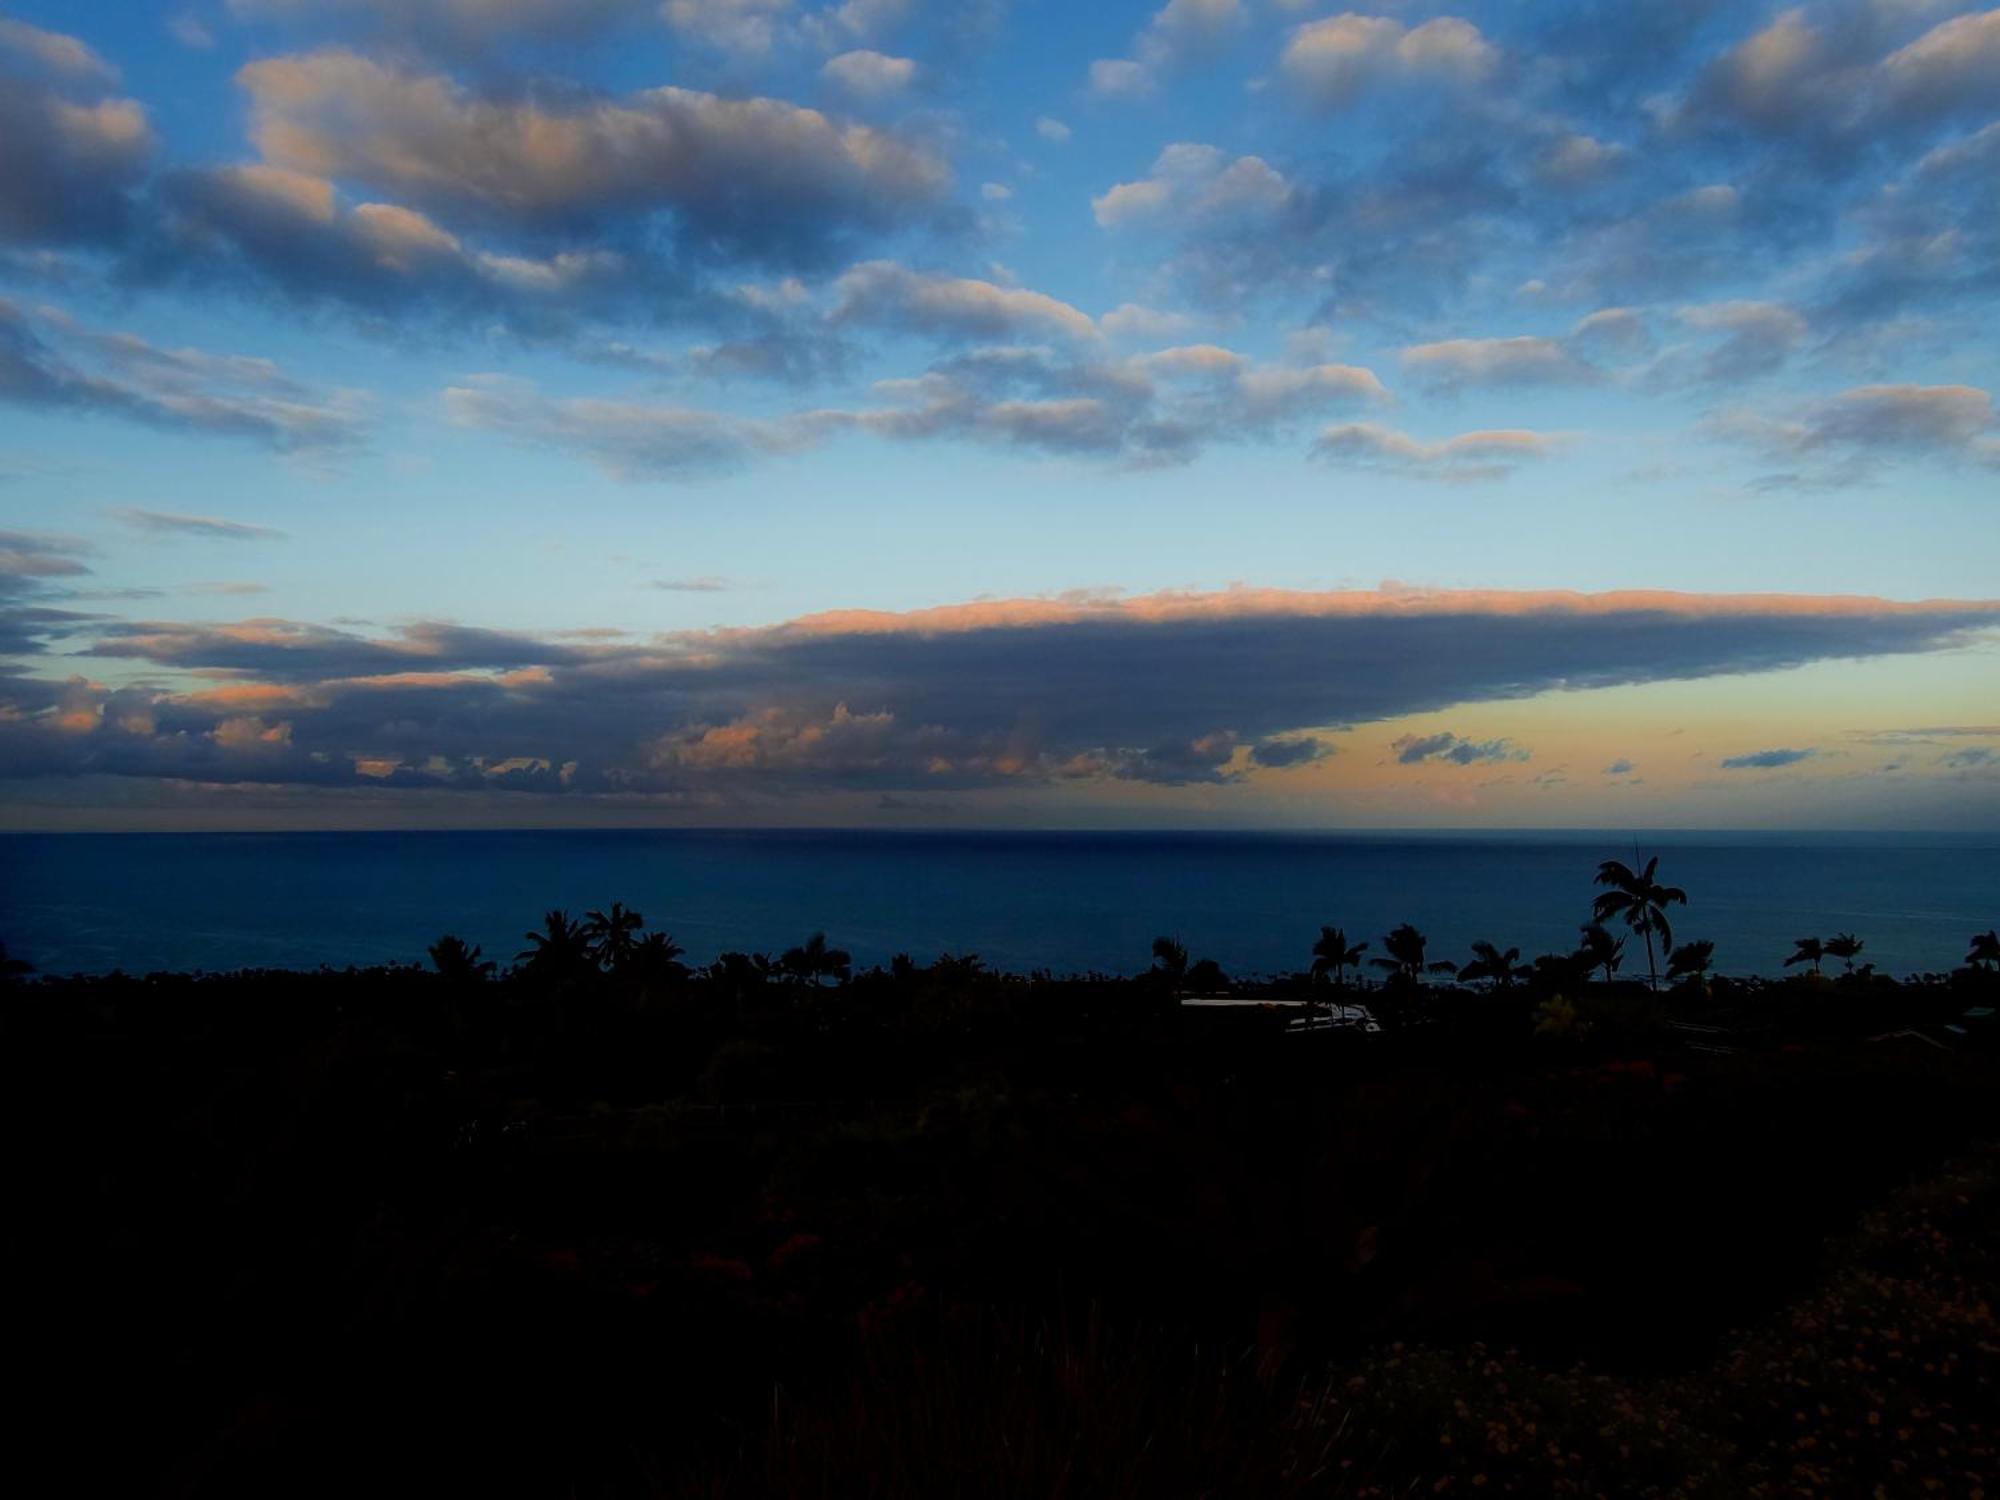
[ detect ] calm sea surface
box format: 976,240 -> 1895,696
2,829 -> 1995,979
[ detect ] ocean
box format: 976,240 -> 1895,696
2,828 -> 1995,980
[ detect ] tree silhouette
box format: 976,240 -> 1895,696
1824,932 -> 1865,975
0,941 -> 34,986
427,934 -> 494,983
1150,936 -> 1190,989
1576,921 -> 1625,984
626,930 -> 688,987
1666,939 -> 1715,982
1968,929 -> 2000,971
517,910 -> 594,981
1592,856 -> 1687,990
585,902 -> 646,973
1185,957 -> 1228,992
1369,924 -> 1453,985
1457,940 -> 1529,990
780,931 -> 851,987
1784,936 -> 1825,976
1309,926 -> 1368,988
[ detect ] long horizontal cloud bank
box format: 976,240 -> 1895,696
3,588 -> 1994,803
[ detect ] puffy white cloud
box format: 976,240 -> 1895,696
821,48 -> 917,97
1092,143 -> 1290,229
234,50 -> 948,260
1280,13 -> 1495,109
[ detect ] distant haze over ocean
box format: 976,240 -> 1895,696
4,829 -> 1995,981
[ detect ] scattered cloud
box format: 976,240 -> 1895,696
1720,746 -> 1818,770
109,508 -> 289,541
0,298 -> 364,452
1391,730 -> 1529,767
1280,13 -> 1496,111
1313,423 -> 1556,482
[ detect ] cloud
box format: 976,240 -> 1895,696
0,528 -> 94,587
1089,0 -> 1246,99
451,339 -> 1386,476
649,576 -> 732,593
0,22 -> 152,247
1034,116 -> 1070,143
232,0 -> 652,50
832,261 -> 1096,342
1944,746 -> 1997,769
443,375 -> 809,479
0,297 -> 365,452
233,49 -> 948,262
1603,758 -> 1635,776
1092,142 -> 1291,230
1401,335 -> 1601,390
0,18 -> 120,85
1720,747 -> 1818,770
7,587 -> 1991,802
1280,13 -> 1496,111
109,508 -> 289,541
1391,730 -> 1528,766
1312,423 -> 1556,482
822,49 -> 917,97
1249,734 -> 1331,769
1715,382 -> 1999,479
1673,300 -> 1809,382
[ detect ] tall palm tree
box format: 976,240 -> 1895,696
1592,856 -> 1687,991
1824,932 -> 1865,974
1784,936 -> 1825,975
1309,926 -> 1368,988
517,910 -> 594,981
1666,939 -> 1715,982
584,902 -> 646,973
1967,929 -> 2000,971
1150,935 -> 1190,989
626,930 -> 688,987
1458,940 -> 1529,990
780,931 -> 851,987
427,934 -> 494,983
1369,924 -> 1452,985
1576,921 -> 1624,984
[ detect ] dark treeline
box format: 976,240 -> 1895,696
6,855 -> 1998,1497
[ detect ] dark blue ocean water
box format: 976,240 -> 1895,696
2,829 -> 1995,980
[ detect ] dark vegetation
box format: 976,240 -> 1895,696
6,860 -> 1999,1497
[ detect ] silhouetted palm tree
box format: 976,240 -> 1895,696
427,934 -> 494,983
1150,936 -> 1190,989
585,902 -> 645,973
1666,939 -> 1715,982
1968,929 -> 2000,971
1576,921 -> 1624,984
1824,932 -> 1865,974
780,931 -> 850,987
1784,936 -> 1825,976
626,930 -> 688,987
1369,924 -> 1453,985
1458,940 -> 1529,990
1592,856 -> 1687,990
1309,927 -> 1368,988
518,910 -> 594,980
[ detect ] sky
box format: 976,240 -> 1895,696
0,0 -> 1995,831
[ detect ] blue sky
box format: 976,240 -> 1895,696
0,0 -> 1996,829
